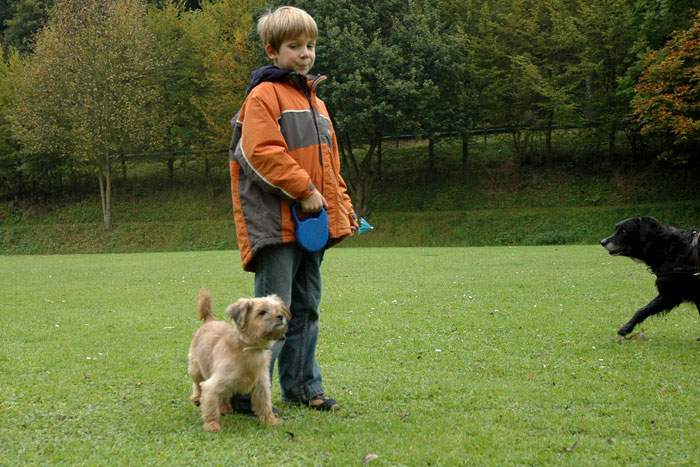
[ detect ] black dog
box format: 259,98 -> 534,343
601,217 -> 700,336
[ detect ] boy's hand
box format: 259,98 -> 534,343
300,189 -> 326,213
349,212 -> 359,234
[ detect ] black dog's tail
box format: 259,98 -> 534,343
196,289 -> 214,322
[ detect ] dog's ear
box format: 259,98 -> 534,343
639,216 -> 662,239
268,294 -> 291,320
225,298 -> 251,330
281,304 -> 291,321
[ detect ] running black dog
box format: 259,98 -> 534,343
601,217 -> 700,336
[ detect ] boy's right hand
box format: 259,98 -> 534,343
300,189 -> 327,213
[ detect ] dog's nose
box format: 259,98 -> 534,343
600,239 -> 607,247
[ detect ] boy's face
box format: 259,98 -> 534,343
266,34 -> 316,75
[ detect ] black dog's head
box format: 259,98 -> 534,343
600,217 -> 663,261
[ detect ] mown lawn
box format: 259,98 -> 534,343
1,246 -> 699,465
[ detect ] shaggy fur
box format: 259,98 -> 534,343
601,217 -> 700,336
187,289 -> 291,432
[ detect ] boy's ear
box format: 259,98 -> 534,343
265,43 -> 278,60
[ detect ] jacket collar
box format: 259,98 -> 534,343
246,65 -> 325,95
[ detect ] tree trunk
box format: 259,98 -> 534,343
119,154 -> 127,182
428,137 -> 435,171
167,158 -> 175,184
377,138 -> 383,181
98,158 -> 113,231
461,132 -> 470,174
341,132 -> 375,218
204,156 -> 211,184
513,130 -> 531,165
608,124 -> 616,158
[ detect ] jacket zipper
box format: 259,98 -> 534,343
304,76 -> 326,194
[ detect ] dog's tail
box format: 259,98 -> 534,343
196,289 -> 215,322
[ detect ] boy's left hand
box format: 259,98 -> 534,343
300,189 -> 326,213
349,212 -> 359,233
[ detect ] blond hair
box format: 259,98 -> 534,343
257,6 -> 318,51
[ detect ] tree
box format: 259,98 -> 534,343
0,47 -> 22,197
0,0 -> 16,38
288,0 -> 445,216
147,1 -> 208,183
633,0 -> 697,51
575,0 -> 638,156
473,0 -> 583,163
186,0 -> 263,152
10,0 -> 169,230
402,1 -> 474,171
632,10 -> 700,163
1,0 -> 54,54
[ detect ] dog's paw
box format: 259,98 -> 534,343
617,325 -> 633,336
203,421 -> 221,432
625,331 -> 647,341
260,414 -> 278,426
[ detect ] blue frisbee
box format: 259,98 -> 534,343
291,204 -> 329,252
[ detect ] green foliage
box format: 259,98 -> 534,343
632,11 -> 700,163
1,0 -> 698,205
402,1 -> 474,135
0,0 -> 53,54
468,0 -> 586,160
297,0 -> 426,138
0,0 -> 15,35
0,48 -> 21,195
146,1 -> 208,178
10,0 -> 170,229
185,0 -> 263,148
575,0 -> 638,154
2,248 -> 700,464
633,0 -> 697,50
284,0 -> 475,214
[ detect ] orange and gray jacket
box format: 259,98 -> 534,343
229,65 -> 355,271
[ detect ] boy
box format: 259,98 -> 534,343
228,6 -> 357,412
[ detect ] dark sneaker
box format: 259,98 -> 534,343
287,394 -> 338,411
230,395 -> 280,416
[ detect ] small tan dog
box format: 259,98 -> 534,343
188,289 -> 290,432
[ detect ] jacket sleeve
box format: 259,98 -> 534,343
235,91 -> 316,201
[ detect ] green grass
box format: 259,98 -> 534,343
2,247 -> 699,465
2,200 -> 699,254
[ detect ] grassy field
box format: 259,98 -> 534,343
2,246 -> 699,465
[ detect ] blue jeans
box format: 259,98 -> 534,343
254,243 -> 324,402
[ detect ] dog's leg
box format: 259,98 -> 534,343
219,393 -> 232,415
251,376 -> 277,426
190,382 -> 202,406
187,354 -> 203,406
199,379 -> 223,432
618,295 -> 680,336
